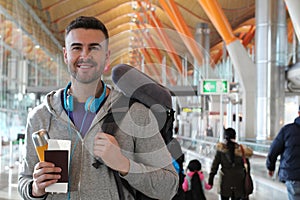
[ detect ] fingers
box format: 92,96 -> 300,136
94,132 -> 115,143
34,162 -> 61,176
94,132 -> 118,148
31,162 -> 62,197
93,132 -> 116,156
93,132 -> 129,174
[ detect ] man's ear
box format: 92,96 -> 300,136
105,50 -> 110,65
63,47 -> 68,64
106,50 -> 110,59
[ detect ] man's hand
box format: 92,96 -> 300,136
94,132 -> 130,175
32,162 -> 62,197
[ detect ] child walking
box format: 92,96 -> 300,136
182,159 -> 211,200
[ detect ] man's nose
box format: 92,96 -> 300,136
81,48 -> 92,59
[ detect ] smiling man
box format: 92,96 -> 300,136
18,16 -> 178,200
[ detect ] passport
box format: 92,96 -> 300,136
44,150 -> 69,183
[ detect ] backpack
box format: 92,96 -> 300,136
111,64 -> 176,148
98,64 -> 183,200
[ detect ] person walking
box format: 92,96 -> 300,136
182,159 -> 211,200
266,106 -> 300,200
208,128 -> 253,200
18,16 -> 178,200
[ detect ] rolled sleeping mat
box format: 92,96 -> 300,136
111,64 -> 172,111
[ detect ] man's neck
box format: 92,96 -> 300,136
70,80 -> 103,103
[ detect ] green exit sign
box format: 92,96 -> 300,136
200,79 -> 229,94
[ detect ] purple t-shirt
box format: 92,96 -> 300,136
70,102 -> 96,138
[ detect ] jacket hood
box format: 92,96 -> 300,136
42,85 -> 122,119
216,142 -> 253,158
43,88 -> 65,118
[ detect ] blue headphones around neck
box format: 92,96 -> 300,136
63,81 -> 107,113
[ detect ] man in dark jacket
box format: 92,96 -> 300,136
266,106 -> 300,200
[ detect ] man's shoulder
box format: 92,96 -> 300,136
282,119 -> 300,130
294,116 -> 300,126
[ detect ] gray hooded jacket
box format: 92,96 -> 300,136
18,86 -> 178,200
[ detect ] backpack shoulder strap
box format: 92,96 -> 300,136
101,94 -> 132,135
98,94 -> 137,200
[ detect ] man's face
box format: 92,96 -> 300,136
63,28 -> 110,84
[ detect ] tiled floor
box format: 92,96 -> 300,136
0,167 -> 20,200
0,142 -> 22,200
0,143 -> 288,200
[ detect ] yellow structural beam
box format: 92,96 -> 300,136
159,0 -> 204,66
197,0 -> 237,45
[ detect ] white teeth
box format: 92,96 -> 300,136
79,65 -> 91,69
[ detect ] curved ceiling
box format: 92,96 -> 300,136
25,0 -> 258,84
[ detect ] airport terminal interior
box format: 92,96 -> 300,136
1,0 -> 300,199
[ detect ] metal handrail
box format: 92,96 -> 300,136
176,135 -> 271,157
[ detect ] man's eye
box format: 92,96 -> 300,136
72,46 -> 81,51
91,46 -> 101,51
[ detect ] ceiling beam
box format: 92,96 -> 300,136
197,0 -> 237,45
135,13 -> 162,78
135,12 -> 177,85
159,0 -> 205,67
139,0 -> 183,75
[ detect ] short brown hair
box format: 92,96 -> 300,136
65,16 -> 109,44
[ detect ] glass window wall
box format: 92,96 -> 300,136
0,0 -> 67,143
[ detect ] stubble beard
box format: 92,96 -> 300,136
68,65 -> 101,84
